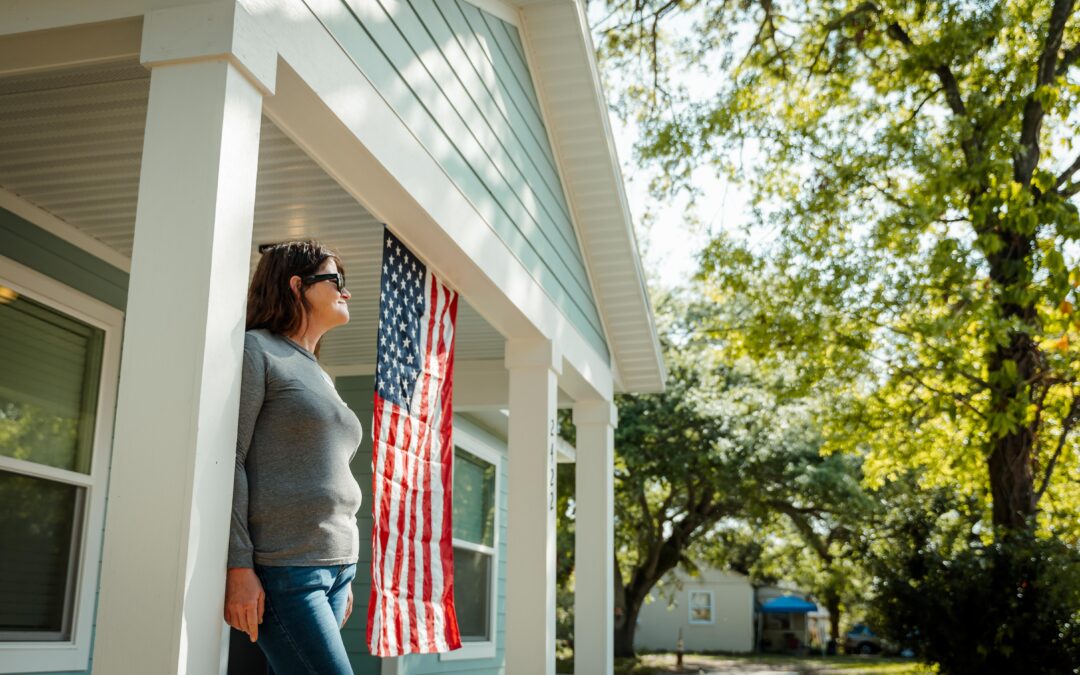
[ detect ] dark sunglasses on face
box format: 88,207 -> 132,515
303,272 -> 347,294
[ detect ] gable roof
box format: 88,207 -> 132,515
517,0 -> 666,394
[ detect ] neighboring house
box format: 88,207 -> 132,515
634,569 -> 828,655
635,568 -> 756,654
0,1 -> 665,674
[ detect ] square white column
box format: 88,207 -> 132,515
93,6 -> 273,671
505,339 -> 561,675
573,400 -> 617,675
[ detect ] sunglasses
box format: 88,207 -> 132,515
303,272 -> 347,294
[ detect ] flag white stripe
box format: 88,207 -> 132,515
409,274 -> 439,650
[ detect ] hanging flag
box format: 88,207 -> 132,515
367,227 -> 461,656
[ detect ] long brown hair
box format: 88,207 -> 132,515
246,240 -> 344,338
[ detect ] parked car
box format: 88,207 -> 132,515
844,623 -> 896,654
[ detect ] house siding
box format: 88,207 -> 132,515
1,211 -> 128,675
0,207 -> 128,311
308,0 -> 608,361
335,374 -> 384,675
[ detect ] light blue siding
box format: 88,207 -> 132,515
335,375 -> 383,675
0,207 -> 128,311
311,0 -> 609,360
1,211 -> 128,675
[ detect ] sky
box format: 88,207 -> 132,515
607,118 -> 753,291
589,16 -> 756,293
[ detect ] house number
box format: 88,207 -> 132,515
548,418 -> 556,512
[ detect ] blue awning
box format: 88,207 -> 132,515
760,595 -> 818,614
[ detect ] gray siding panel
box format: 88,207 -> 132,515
310,0 -> 608,359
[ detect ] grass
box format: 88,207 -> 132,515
602,653 -> 936,675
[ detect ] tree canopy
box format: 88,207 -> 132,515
589,0 -> 1080,667
594,0 -> 1080,539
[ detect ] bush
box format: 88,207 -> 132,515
869,533 -> 1080,674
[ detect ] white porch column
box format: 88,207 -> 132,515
93,4 -> 275,674
573,400 -> 618,675
505,339 -> 562,675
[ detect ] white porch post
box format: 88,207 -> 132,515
505,339 -> 561,675
93,4 -> 274,673
573,399 -> 617,675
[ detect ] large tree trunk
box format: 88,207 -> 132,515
824,590 -> 841,644
986,231 -> 1039,532
613,590 -> 644,658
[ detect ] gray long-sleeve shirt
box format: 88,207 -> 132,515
228,329 -> 364,568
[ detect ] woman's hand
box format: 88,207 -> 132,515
224,567 -> 265,642
342,585 -> 353,627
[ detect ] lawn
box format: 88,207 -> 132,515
604,653 -> 935,675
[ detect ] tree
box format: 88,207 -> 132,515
605,298 -> 865,656
593,0 -> 1080,541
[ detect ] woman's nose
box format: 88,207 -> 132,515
341,287 -> 351,300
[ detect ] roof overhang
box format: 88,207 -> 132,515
514,0 -> 667,394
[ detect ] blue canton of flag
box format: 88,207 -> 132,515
376,230 -> 426,409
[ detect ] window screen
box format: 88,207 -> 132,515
451,446 -> 496,642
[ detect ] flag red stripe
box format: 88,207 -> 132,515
438,287 -> 460,648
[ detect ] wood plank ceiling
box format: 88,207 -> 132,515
0,60 -> 505,369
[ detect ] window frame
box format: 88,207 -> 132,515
687,590 -> 715,625
440,421 -> 502,663
0,255 -> 123,673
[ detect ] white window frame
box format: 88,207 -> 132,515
688,590 -> 715,625
440,420 -> 502,663
0,255 -> 123,673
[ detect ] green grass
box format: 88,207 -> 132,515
607,653 -> 936,675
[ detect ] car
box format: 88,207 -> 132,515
844,623 -> 896,655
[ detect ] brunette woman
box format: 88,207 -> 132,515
224,241 -> 361,674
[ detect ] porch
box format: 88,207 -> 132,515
0,1 -> 662,673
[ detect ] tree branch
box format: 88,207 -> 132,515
893,363 -> 987,419
1035,394 -> 1080,504
771,501 -> 832,561
1015,0 -> 1075,186
1057,43 -> 1080,77
1055,151 -> 1080,190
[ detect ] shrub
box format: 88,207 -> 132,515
869,533 -> 1080,674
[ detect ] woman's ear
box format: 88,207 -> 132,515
289,275 -> 302,298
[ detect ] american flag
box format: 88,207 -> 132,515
367,227 -> 462,656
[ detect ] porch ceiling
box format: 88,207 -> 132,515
0,60 -> 505,369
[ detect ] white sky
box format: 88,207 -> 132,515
589,13 -> 757,293
607,116 -> 754,292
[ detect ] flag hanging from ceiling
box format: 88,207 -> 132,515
367,227 -> 461,656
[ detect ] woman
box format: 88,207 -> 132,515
224,240 -> 362,675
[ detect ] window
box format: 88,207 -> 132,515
441,423 -> 501,662
0,257 -> 121,672
688,590 -> 714,624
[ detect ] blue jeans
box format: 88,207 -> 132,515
254,564 -> 356,675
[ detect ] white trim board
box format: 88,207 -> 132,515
0,188 -> 132,272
